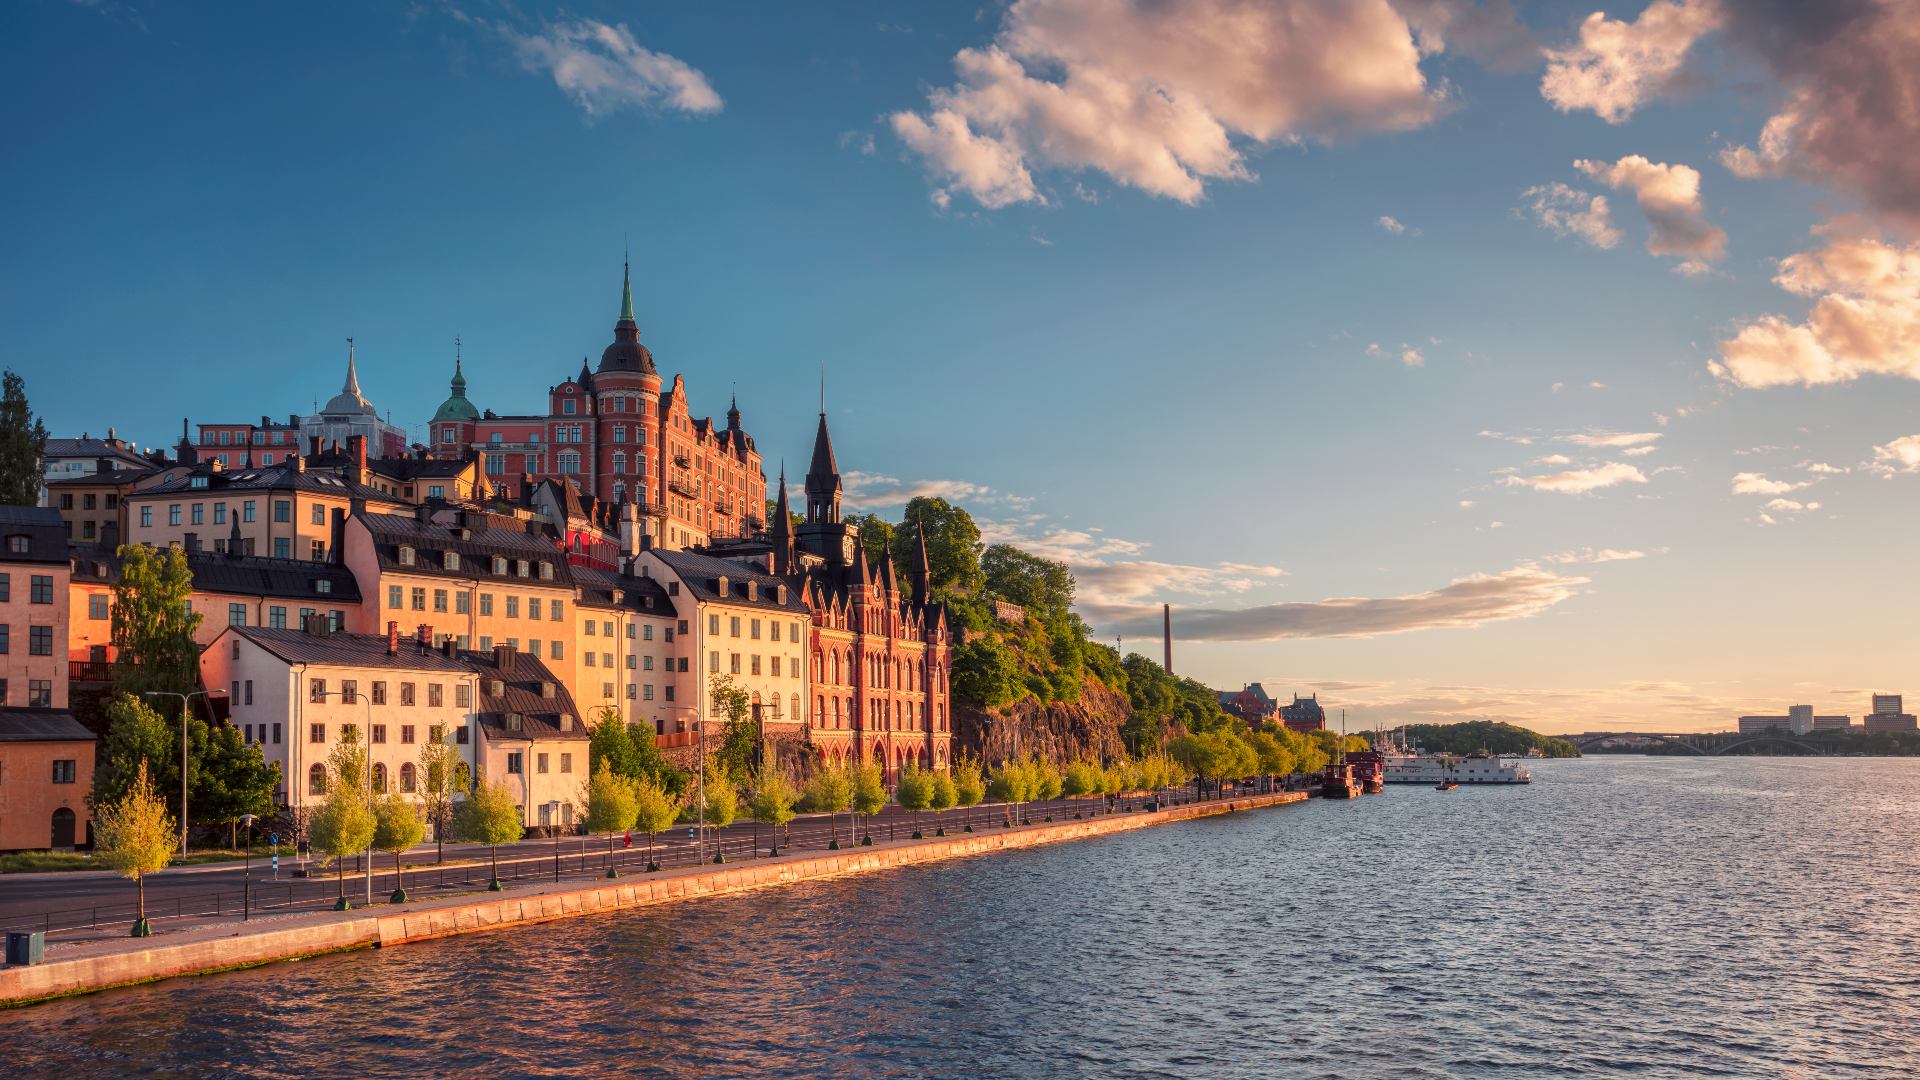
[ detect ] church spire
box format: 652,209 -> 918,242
770,462 -> 793,574
804,410 -> 841,524
912,521 -> 932,607
343,337 -> 362,397
619,255 -> 635,325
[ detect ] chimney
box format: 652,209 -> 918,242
387,621 -> 399,655
1162,603 -> 1173,674
493,643 -> 514,674
293,454 -> 305,474
303,612 -> 332,637
442,638 -> 457,658
330,507 -> 346,565
347,435 -> 367,472
415,623 -> 432,649
309,436 -> 322,457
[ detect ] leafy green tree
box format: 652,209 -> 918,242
801,761 -> 854,847
309,732 -> 376,909
895,764 -> 934,837
192,722 -> 280,847
372,794 -> 426,901
456,775 -> 525,890
110,544 -> 201,699
629,722 -> 689,798
983,544 -> 1074,622
851,760 -> 887,844
91,693 -> 174,812
416,731 -> 469,863
584,764 -> 640,877
1033,757 -> 1064,801
953,757 -> 986,810
929,769 -> 958,824
987,758 -> 1033,824
1248,730 -> 1296,780
952,636 -> 1021,708
1170,730 -> 1257,798
749,770 -> 799,853
632,775 -> 681,870
588,707 -> 639,778
1062,759 -> 1103,797
94,760 -> 174,936
708,674 -> 760,784
0,370 -> 48,507
891,497 -> 984,602
847,514 -> 897,577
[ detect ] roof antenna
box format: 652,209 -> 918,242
819,362 -> 825,415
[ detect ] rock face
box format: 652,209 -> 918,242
954,677 -> 1131,765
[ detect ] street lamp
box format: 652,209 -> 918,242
238,813 -> 257,922
143,689 -> 228,856
318,689 -> 375,907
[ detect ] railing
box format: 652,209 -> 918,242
667,477 -> 699,498
68,661 -> 113,683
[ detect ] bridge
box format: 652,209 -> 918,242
1564,731 -> 1832,756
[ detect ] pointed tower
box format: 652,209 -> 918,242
796,409 -> 857,565
597,257 -> 655,376
912,522 -> 932,608
769,464 -> 794,574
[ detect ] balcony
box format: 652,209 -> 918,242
69,660 -> 113,684
667,476 -> 699,499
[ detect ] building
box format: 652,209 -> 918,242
189,343 -> 410,466
125,456 -> 409,560
44,465 -> 188,546
0,507 -> 72,710
428,262 -> 766,547
1864,693 -> 1917,733
202,621 -> 588,829
1217,683 -> 1280,725
1280,693 -> 1327,733
40,431 -> 159,486
636,547 -> 807,742
1737,706 -> 1849,735
0,708 -> 95,851
570,566 -> 679,731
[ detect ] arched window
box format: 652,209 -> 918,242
400,762 -> 417,793
372,762 -> 388,794
308,763 -> 327,795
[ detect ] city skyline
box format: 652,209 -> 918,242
8,1 -> 1920,733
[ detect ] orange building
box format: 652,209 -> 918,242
124,456 -> 408,561
0,709 -> 95,851
0,507 -> 72,710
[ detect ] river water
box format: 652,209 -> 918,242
4,756 -> 1918,1078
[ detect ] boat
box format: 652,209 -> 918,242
1346,748 -> 1385,794
1383,750 -> 1532,785
1435,782 -> 1458,791
1319,761 -> 1361,799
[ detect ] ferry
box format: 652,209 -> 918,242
1383,751 -> 1532,785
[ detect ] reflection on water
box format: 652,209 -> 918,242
4,757 -> 1918,1078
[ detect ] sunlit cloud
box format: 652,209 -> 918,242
1502,462 -> 1648,494
1540,0 -> 1722,123
1730,472 -> 1808,495
1520,182 -> 1620,249
1574,155 -> 1726,274
471,15 -> 724,117
1712,229 -> 1920,388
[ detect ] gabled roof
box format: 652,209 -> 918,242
44,438 -> 153,471
46,466 -> 155,487
0,708 -> 93,742
68,544 -> 362,602
649,549 -> 808,612
232,626 -> 475,672
0,506 -> 71,563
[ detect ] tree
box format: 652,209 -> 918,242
632,775 -> 680,871
91,693 -> 174,813
952,636 -> 1021,708
584,764 -> 640,877
680,761 -> 737,861
629,722 -> 689,798
93,760 -> 174,937
1062,760 -> 1104,797
851,760 -> 887,845
929,769 -> 958,832
110,544 -> 201,699
372,794 -> 426,902
1248,731 -> 1296,783
891,497 -> 984,603
1033,757 -> 1064,802
847,514 -> 897,577
0,370 -> 48,507
801,761 -> 854,848
588,708 -> 639,779
416,731 -> 469,863
192,722 -> 280,848
982,545 -> 1074,623
1170,730 -> 1258,799
748,770 -> 799,854
895,764 -> 934,837
987,758 -> 1033,825
708,674 -> 759,784
308,734 -> 376,909
952,757 -> 986,830
456,775 -> 525,890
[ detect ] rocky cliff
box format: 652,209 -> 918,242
954,676 -> 1131,765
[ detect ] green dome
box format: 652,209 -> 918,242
433,356 -> 480,422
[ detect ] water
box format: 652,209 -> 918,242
4,756 -> 1918,1078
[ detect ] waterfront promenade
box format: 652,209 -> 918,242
0,789 -> 1306,1007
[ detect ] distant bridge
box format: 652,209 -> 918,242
1565,731 -> 1832,756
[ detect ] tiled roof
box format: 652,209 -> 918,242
0,708 -> 93,742
45,466 -> 155,487
234,626 -> 475,671
44,438 -> 153,471
357,512 -> 572,587
571,566 -> 676,617
650,549 -> 807,612
0,506 -> 72,563
68,545 -> 361,602
134,462 -> 407,505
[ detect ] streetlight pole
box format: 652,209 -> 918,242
143,689 -> 227,856
239,813 -> 257,921
320,689 -> 375,906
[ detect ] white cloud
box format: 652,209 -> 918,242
1621,445 -> 1658,457
1502,461 -> 1649,494
888,0 -> 1450,209
1574,155 -> 1726,273
1763,498 -> 1820,513
1400,346 -> 1425,367
1533,454 -> 1573,466
1377,214 -> 1420,235
841,471 -> 1017,511
1712,230 -> 1920,389
1562,431 -> 1661,448
1589,381 -> 1608,390
489,18 -> 723,117
1870,434 -> 1920,474
1730,472 -> 1807,495
1802,462 -> 1848,474
1540,0 -> 1722,123
1458,499 -> 1477,508
1543,547 -> 1649,564
1521,183 -> 1621,249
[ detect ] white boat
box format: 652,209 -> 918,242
1382,751 -> 1532,785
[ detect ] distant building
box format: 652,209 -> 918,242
1864,692 -> 1917,733
1217,683 -> 1279,725
1280,693 -> 1327,733
0,506 -> 72,711
1738,705 -> 1847,735
189,344 -> 411,467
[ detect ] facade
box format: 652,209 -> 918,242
1217,683 -> 1280,725
0,507 -> 72,710
41,432 -> 157,486
190,344 -> 409,466
1864,693 -> 1917,733
202,622 -> 588,828
0,709 -> 95,851
1737,706 -> 1849,735
636,548 -> 808,740
428,263 -> 765,547
570,566 -> 680,731
1280,693 -> 1327,733
44,466 -> 187,546
125,457 -> 408,560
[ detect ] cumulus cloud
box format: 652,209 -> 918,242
1711,230 -> 1920,388
1521,183 -> 1621,248
1533,454 -> 1573,466
1574,155 -> 1726,273
1540,0 -> 1722,123
1869,434 -> 1920,474
487,18 -> 723,117
1502,461 -> 1648,494
1100,565 -> 1585,642
888,0 -> 1452,208
1763,498 -> 1820,513
1718,2 -> 1920,233
1562,431 -> 1661,448
1621,445 -> 1658,457
1730,472 -> 1807,495
1376,214 -> 1419,235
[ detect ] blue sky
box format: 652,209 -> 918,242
8,0 -> 1920,732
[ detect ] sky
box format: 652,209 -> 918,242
6,0 -> 1920,734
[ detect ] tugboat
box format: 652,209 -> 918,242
1319,759 -> 1361,799
1347,748 -> 1386,794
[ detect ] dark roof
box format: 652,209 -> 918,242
357,511 -> 573,586
650,549 -> 808,612
45,466 -> 155,487
572,566 -> 676,617
232,626 -> 475,672
805,412 -> 839,500
133,461 -> 407,505
0,708 -> 93,742
0,506 -> 72,563
44,438 -> 153,471
366,458 -> 474,483
68,545 -> 361,602
474,652 -> 588,742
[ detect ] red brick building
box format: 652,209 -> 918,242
429,263 -> 765,551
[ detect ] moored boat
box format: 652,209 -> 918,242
1384,750 -> 1532,785
1319,761 -> 1361,799
1347,749 -> 1386,794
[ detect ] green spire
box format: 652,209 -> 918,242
619,257 -> 635,323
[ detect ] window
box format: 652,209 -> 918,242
457,726 -> 470,744
506,596 -> 519,618
273,500 -> 290,523
213,502 -> 226,524
311,722 -> 325,743
551,599 -> 564,620
551,642 -> 564,661
428,683 -> 443,707
751,619 -> 761,640
372,763 -> 388,794
640,655 -> 650,671
730,617 -> 741,637
539,563 -> 554,582
434,589 -> 448,613
28,626 -> 51,656
790,622 -> 801,644
311,677 -> 329,703
309,764 -> 327,795
400,682 -> 416,706
28,680 -> 50,707
141,506 -> 153,528
560,753 -> 573,774
400,762 -> 417,793
388,585 -> 403,610
558,450 -> 580,474
411,587 -> 426,611
401,724 -> 415,745
269,605 -> 287,629
274,538 -> 290,559
584,620 -> 596,638
709,614 -> 719,636
311,540 -> 326,561
272,722 -> 281,744
537,753 -> 550,775
772,656 -> 782,678
52,759 -> 76,784
312,504 -> 326,525
529,640 -> 542,658
751,655 -> 762,676
456,591 -> 470,614
169,505 -> 181,526
643,684 -> 655,701
480,593 -> 494,616
191,503 -> 204,525
30,575 -> 53,604
709,651 -> 719,673
506,752 -> 523,774
243,500 -> 257,522
586,652 -> 597,668
399,545 -> 416,566
528,597 -> 542,620
228,603 -> 248,627
455,682 -> 472,708
642,624 -> 652,641
730,653 -> 741,675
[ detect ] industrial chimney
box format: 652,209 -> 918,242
1162,603 -> 1173,674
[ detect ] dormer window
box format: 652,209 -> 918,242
190,476 -> 208,489
314,579 -> 332,594
5,535 -> 28,554
538,561 -> 553,581
491,556 -> 506,575
505,714 -> 522,732
398,545 -> 416,566
444,551 -> 460,571
516,560 -> 529,578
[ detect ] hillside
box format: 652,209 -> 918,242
1403,721 -> 1581,758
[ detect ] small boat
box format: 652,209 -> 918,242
1319,761 -> 1361,799
1434,782 -> 1458,791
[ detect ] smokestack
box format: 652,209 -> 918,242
1162,603 -> 1172,674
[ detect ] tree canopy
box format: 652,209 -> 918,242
110,544 -> 202,698
0,370 -> 48,507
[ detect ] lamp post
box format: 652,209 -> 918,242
318,689 -> 375,906
143,689 -> 228,856
238,813 -> 257,921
